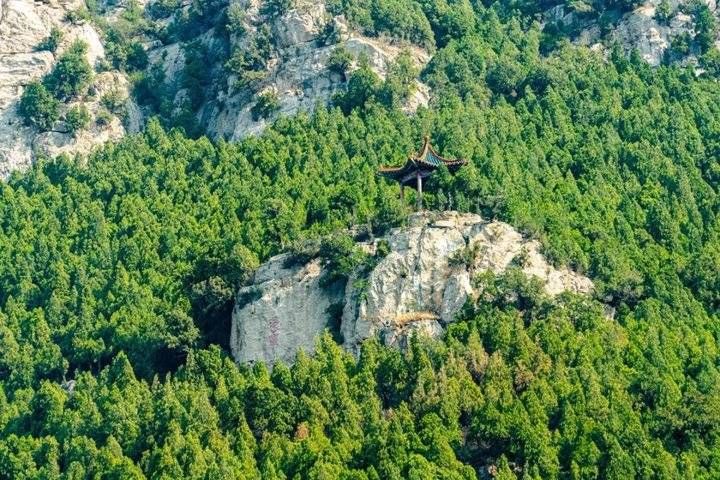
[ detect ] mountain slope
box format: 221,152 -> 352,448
2,0 -> 719,177
0,0 -> 719,478
0,0 -> 135,177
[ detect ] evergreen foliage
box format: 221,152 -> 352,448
43,41 -> 94,101
65,104 -> 91,136
17,82 -> 61,131
36,27 -> 64,53
2,1 -> 720,478
251,90 -> 281,120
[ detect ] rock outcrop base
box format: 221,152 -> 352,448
231,211 -> 594,365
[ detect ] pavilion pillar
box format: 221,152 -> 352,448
416,171 -> 423,210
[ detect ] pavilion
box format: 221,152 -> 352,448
378,136 -> 467,209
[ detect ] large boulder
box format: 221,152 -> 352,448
231,211 -> 594,365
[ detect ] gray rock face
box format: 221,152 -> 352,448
548,0 -> 720,67
204,0 -> 430,141
230,254 -> 345,365
231,211 -> 594,365
0,0 -> 132,178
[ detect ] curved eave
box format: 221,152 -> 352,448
377,159 -> 418,179
378,138 -> 468,179
416,140 -> 466,168
414,157 -> 467,170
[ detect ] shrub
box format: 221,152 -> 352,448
148,0 -> 181,19
43,41 -> 93,100
125,41 -> 149,71
64,7 -> 92,25
320,233 -> 370,284
65,105 -> 91,136
183,41 -> 213,109
370,0 -> 434,48
655,0 -> 672,24
17,82 -> 60,131
225,26 -> 273,85
693,3 -> 718,53
669,32 -> 691,56
251,90 -> 281,120
377,50 -> 418,107
318,20 -> 341,46
699,48 -> 720,77
226,3 -> 246,35
261,0 -> 292,17
95,108 -> 113,127
333,60 -> 380,113
327,46 -> 353,78
105,26 -> 149,72
132,65 -> 167,110
36,27 -> 64,53
101,89 -> 126,114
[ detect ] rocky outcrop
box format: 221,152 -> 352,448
33,72 -> 132,160
0,0 -> 133,178
231,211 -> 594,365
0,0 -> 429,177
203,0 -> 430,140
5,0 -> 710,177
230,256 -> 346,365
546,0 -> 720,67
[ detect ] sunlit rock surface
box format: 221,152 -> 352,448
231,211 -> 594,365
0,0 -> 132,178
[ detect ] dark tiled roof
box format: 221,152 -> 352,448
378,136 -> 467,181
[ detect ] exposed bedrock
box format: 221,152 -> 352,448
231,211 -> 594,365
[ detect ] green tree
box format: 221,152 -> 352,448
17,82 -> 60,131
65,104 -> 91,136
251,90 -> 281,121
36,26 -> 64,53
334,61 -> 380,113
693,2 -> 718,52
327,46 -> 354,80
43,40 -> 93,100
655,0 -> 672,24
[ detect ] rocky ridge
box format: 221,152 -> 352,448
230,211 -> 595,365
186,0 -> 430,140
546,0 -> 720,67
0,0 -> 429,176
2,0 -> 718,177
0,0 -> 135,178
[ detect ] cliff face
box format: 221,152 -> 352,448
197,0 -> 430,141
230,256 -> 347,367
547,0 -> 720,67
0,0 -> 133,178
231,211 -> 594,365
0,0 -> 428,177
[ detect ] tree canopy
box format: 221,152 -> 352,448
2,1 -> 720,478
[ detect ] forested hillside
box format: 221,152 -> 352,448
1,0 -> 720,478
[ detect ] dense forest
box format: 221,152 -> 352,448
2,0 -> 720,478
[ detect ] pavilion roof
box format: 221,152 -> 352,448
378,136 -> 467,182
